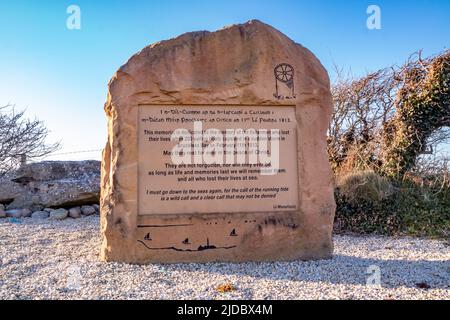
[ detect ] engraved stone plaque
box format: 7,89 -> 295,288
138,105 -> 299,215
101,21 -> 336,263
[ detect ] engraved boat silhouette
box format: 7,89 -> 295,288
197,238 -> 216,251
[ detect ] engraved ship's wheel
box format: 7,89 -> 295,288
274,63 -> 294,83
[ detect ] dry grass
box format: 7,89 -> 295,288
336,170 -> 394,203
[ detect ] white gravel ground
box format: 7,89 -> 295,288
0,216 -> 448,300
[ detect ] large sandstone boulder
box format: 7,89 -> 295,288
101,20 -> 335,263
0,161 -> 100,210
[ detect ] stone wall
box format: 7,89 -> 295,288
0,160 -> 100,219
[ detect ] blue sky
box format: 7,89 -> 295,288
0,0 -> 448,160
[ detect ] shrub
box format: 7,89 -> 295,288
0,105 -> 59,177
336,170 -> 394,203
329,50 -> 450,179
335,171 -> 449,238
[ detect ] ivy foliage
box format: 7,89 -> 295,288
381,52 -> 450,178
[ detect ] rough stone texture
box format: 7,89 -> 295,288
69,207 -> 82,219
31,211 -> 50,219
81,205 -> 96,216
0,161 -> 100,210
21,208 -> 32,218
0,174 -> 22,207
101,20 -> 335,263
0,209 -> 5,218
49,208 -> 68,220
5,209 -> 23,218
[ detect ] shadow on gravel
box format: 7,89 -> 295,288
152,255 -> 450,289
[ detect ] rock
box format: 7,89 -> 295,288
49,208 -> 68,220
0,209 -> 6,218
6,209 -> 23,218
0,161 -> 100,210
21,208 -> 32,218
0,204 -> 4,211
101,20 -> 336,263
31,211 -> 50,219
93,204 -> 100,212
68,207 -> 81,218
44,208 -> 54,213
8,217 -> 22,224
0,175 -> 22,208
81,205 -> 95,216
29,204 -> 44,212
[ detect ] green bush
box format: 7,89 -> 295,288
335,171 -> 450,238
